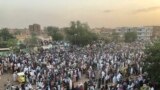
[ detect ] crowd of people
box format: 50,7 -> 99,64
0,41 -> 157,90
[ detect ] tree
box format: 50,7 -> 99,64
46,26 -> 64,41
0,41 -> 8,48
124,32 -> 137,42
46,26 -> 59,36
0,28 -> 15,41
14,30 -> 21,35
103,38 -> 111,43
0,28 -> 17,48
24,32 -> 39,48
65,21 -> 98,46
7,39 -> 17,48
19,43 -> 27,49
111,32 -> 120,42
51,32 -> 64,41
143,40 -> 160,87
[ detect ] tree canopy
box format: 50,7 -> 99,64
111,32 -> 120,42
143,40 -> 160,84
0,28 -> 17,48
124,31 -> 137,43
65,21 -> 98,46
46,26 -> 59,36
46,26 -> 64,41
24,32 -> 39,48
0,28 -> 15,41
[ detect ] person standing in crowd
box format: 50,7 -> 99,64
0,64 -> 2,79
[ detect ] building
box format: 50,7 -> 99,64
8,28 -> 29,35
29,24 -> 41,34
16,33 -> 30,42
115,27 -> 153,41
91,27 -> 115,39
151,26 -> 160,39
7,28 -> 30,41
116,27 -> 132,38
136,27 -> 153,40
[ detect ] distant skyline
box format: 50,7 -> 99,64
1,0 -> 160,28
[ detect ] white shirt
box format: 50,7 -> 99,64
117,73 -> 122,82
25,86 -> 29,90
105,74 -> 109,80
24,67 -> 28,72
17,63 -> 21,68
101,71 -> 105,78
69,79 -> 72,89
113,76 -> 117,84
13,73 -> 17,81
150,87 -> 154,90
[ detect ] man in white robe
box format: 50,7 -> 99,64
69,78 -> 72,90
13,72 -> 17,82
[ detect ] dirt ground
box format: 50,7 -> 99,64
0,73 -> 13,90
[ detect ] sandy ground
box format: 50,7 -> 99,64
0,73 -> 13,90
74,75 -> 89,86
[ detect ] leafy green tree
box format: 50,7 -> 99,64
46,26 -> 64,41
65,21 -> 98,46
19,43 -> 27,49
0,41 -> 8,48
24,33 -> 39,48
7,39 -> 17,48
103,38 -> 111,43
46,26 -> 59,36
0,28 -> 15,41
0,28 -> 17,48
124,32 -> 137,42
143,40 -> 160,84
52,32 -> 64,41
14,30 -> 21,35
112,32 -> 120,42
12,47 -> 20,54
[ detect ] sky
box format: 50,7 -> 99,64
1,0 -> 160,28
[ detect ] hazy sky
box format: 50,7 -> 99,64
1,0 -> 160,28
